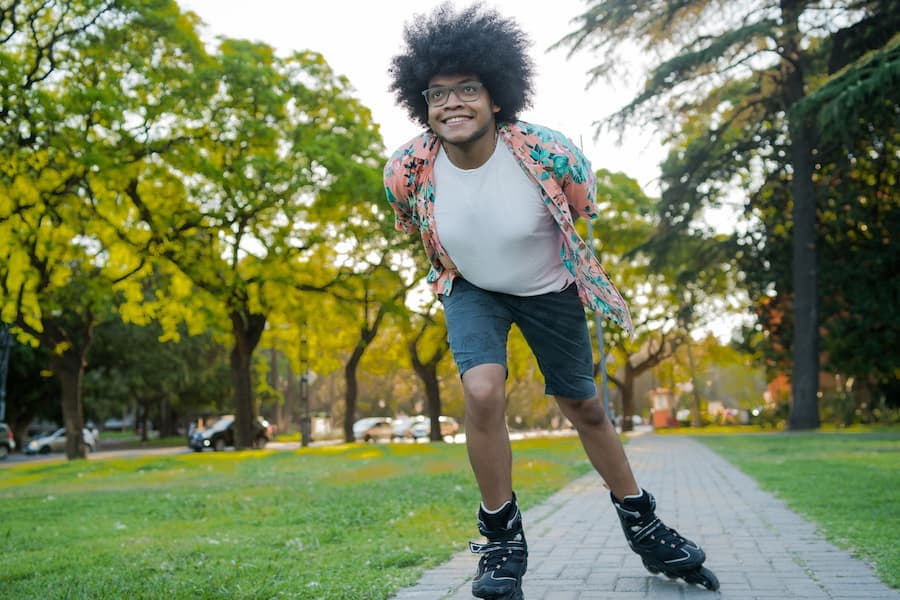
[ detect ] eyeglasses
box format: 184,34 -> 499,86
421,82 -> 484,107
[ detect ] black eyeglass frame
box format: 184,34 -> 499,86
420,82 -> 485,107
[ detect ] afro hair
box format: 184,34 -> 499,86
388,2 -> 535,128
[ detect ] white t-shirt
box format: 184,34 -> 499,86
434,140 -> 571,296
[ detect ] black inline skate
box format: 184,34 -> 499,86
469,495 -> 527,600
611,489 -> 719,591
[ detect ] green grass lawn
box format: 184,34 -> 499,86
0,437 -> 592,599
696,430 -> 900,588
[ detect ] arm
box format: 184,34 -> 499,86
559,137 -> 599,221
383,150 -> 418,235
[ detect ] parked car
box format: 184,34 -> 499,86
187,415 -> 272,451
24,428 -> 97,454
353,417 -> 392,441
0,422 -> 15,459
352,417 -> 393,442
410,416 -> 460,440
391,415 -> 426,440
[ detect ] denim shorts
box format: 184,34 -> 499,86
440,278 -> 597,400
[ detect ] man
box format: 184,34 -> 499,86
384,5 -> 717,599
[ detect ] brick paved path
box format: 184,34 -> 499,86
392,434 -> 898,600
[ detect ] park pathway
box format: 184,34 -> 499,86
391,433 -> 898,600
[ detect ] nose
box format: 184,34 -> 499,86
444,88 -> 465,107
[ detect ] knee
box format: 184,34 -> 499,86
561,396 -> 609,428
463,374 -> 506,422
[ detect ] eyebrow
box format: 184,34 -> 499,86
427,79 -> 480,88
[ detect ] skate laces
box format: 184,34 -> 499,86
469,538 -> 526,573
632,517 -> 687,548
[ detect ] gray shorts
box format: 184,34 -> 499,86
440,278 -> 597,400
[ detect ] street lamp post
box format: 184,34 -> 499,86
587,220 -> 611,418
299,334 -> 311,447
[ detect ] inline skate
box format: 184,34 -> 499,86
469,495 -> 527,600
611,489 -> 719,591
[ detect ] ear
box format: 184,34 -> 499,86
492,102 -> 501,115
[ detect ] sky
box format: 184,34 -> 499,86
176,0 -> 667,193
174,1 -> 748,340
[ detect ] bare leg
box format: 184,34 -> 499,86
555,394 -> 640,501
462,363 -> 513,510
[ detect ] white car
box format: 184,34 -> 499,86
24,428 -> 97,454
410,416 -> 460,440
352,417 -> 393,442
391,415 -> 426,440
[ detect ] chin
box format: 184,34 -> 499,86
438,127 -> 489,147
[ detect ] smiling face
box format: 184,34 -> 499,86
426,73 -> 500,169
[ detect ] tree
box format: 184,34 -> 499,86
584,169 -> 687,430
558,0 -> 899,429
0,0 -> 208,458
336,269 -> 414,443
407,302 -> 451,442
128,40 -> 386,448
2,336 -> 59,448
84,318 -> 231,437
793,32 -> 900,403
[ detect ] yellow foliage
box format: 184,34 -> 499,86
3,249 -> 33,299
104,243 -> 141,278
49,264 -> 72,288
116,279 -> 152,326
169,270 -> 193,299
119,302 -> 151,327
0,191 -> 12,218
10,176 -> 39,206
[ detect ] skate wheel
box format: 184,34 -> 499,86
682,566 -> 719,591
698,566 -> 719,591
503,585 -> 525,600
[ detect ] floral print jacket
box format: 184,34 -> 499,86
383,120 -> 633,333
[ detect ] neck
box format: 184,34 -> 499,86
440,126 -> 498,170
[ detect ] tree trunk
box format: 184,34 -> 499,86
424,374 -> 442,442
409,333 -> 448,443
230,310 -> 267,449
343,346 -> 363,442
342,295 -> 391,442
782,0 -> 820,430
285,366 -> 296,431
138,406 -> 149,442
685,336 -> 704,428
158,396 -> 174,437
49,349 -> 88,460
788,120 -> 820,430
856,378 -> 873,423
269,346 -> 279,426
620,365 -> 635,432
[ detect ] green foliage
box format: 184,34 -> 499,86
84,318 -> 232,425
1,1 -> 399,454
0,0 -> 213,457
0,437 -> 592,598
2,339 -> 60,432
560,1 -> 900,416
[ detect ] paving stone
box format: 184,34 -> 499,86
390,434 -> 899,600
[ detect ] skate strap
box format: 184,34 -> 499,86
631,518 -> 663,543
632,517 -> 686,546
469,540 -> 526,555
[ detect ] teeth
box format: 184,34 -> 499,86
445,117 -> 469,124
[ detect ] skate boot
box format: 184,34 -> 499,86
611,489 -> 719,591
469,494 -> 527,600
